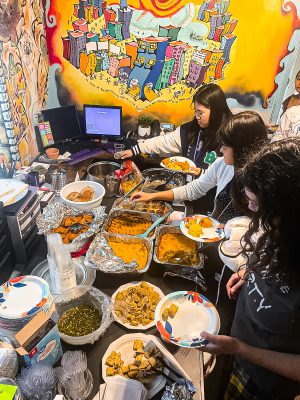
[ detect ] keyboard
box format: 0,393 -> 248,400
68,149 -> 105,165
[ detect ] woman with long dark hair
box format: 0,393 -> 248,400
131,111 -> 268,223
201,138 -> 300,399
121,83 -> 232,171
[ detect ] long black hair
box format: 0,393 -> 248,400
188,83 -> 232,152
238,138 -> 300,283
217,111 -> 268,168
217,111 -> 268,217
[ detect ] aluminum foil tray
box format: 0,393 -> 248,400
141,168 -> 186,193
85,232 -> 153,274
111,198 -> 172,217
102,209 -> 158,240
153,225 -> 204,268
36,202 -> 106,252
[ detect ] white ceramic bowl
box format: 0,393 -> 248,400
60,180 -> 105,211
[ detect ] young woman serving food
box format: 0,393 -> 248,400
121,83 -> 232,173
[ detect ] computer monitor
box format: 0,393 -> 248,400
83,105 -> 122,139
41,105 -> 82,144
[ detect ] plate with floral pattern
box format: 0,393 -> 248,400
0,276 -> 51,319
180,214 -> 225,242
155,291 -> 220,348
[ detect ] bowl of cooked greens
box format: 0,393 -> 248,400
55,285 -> 112,345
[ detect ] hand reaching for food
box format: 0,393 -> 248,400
130,191 -> 155,202
121,149 -> 133,159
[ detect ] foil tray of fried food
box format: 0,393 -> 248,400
153,225 -> 204,268
112,198 -> 172,217
85,232 -> 153,274
36,201 -> 106,251
102,209 -> 158,239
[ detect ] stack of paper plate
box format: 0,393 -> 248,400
0,276 -> 53,333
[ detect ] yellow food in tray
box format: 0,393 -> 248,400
105,340 -> 162,382
157,232 -> 198,266
107,239 -> 148,271
162,158 -> 191,172
107,215 -> 153,236
114,282 -> 161,326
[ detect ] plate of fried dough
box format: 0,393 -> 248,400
111,281 -> 164,330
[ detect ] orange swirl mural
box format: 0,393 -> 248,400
45,0 -> 298,126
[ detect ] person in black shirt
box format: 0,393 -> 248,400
121,83 -> 232,172
201,139 -> 300,399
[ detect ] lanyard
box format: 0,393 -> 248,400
193,130 -> 202,163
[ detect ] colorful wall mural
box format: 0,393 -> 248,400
0,0 -> 49,164
45,0 -> 299,128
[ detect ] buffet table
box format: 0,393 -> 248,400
23,188 -> 236,400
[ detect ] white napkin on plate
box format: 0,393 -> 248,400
99,376 -> 147,400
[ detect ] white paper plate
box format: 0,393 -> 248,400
0,179 -> 28,206
160,156 -> 196,174
102,333 -> 190,399
155,291 -> 220,348
111,282 -> 164,330
180,214 -> 225,242
0,276 -> 50,319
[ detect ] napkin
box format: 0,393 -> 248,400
99,376 -> 147,400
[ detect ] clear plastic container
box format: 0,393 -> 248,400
55,285 -> 112,345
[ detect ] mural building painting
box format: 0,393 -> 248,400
46,0 -> 299,129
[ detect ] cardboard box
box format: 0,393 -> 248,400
15,309 -> 62,367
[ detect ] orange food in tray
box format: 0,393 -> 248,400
53,213 -> 94,244
157,232 -> 198,266
107,215 -> 153,237
107,239 -> 148,270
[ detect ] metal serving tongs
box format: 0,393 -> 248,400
118,177 -> 149,206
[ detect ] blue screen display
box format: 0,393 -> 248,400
84,106 -> 122,137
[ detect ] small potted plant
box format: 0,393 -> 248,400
137,115 -> 153,137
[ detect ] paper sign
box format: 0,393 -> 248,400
0,384 -> 17,400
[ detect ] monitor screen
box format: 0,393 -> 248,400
84,105 -> 122,138
41,105 -> 82,144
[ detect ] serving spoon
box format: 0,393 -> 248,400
135,209 -> 172,238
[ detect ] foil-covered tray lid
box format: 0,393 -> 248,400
85,232 -> 153,274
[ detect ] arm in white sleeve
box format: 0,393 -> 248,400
171,158 -> 220,201
131,127 -> 182,156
